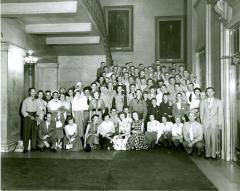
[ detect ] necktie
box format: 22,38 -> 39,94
189,124 -> 194,141
87,98 -> 90,105
96,99 -> 99,111
46,122 -> 49,132
208,98 -> 212,108
189,93 -> 192,102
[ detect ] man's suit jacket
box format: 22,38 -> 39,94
200,98 -> 223,129
38,120 -> 56,140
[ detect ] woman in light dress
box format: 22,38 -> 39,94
112,112 -> 132,150
63,116 -> 83,151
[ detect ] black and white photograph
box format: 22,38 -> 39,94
1,0 -> 240,191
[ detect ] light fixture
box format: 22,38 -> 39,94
24,50 -> 38,64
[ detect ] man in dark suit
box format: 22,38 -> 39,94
38,112 -> 57,152
159,93 -> 174,122
148,98 -> 161,122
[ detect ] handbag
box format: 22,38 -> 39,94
14,140 -> 24,152
66,143 -> 73,150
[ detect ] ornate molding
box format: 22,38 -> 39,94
206,0 -> 215,4
214,0 -> 228,24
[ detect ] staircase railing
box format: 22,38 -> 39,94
82,0 -> 113,66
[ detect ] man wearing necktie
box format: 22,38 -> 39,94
38,113 -> 57,152
200,87 -> 224,160
183,112 -> 204,156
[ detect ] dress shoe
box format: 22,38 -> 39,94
212,157 -> 217,161
31,148 -> 38,151
23,149 -> 28,153
205,156 -> 211,159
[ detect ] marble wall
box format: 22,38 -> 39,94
35,63 -> 59,91
1,18 -> 51,152
1,43 -> 26,152
58,55 -> 106,88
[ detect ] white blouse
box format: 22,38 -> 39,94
65,123 -> 77,136
147,120 -> 161,132
97,121 -> 115,136
172,123 -> 183,137
160,122 -> 173,133
72,96 -> 88,111
47,99 -> 61,111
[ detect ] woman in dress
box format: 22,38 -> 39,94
112,112 -> 131,150
112,85 -> 127,113
59,93 -> 71,121
84,114 -> 100,150
106,82 -> 116,109
55,93 -> 70,149
89,91 -> 105,121
97,113 -> 115,150
63,116 -> 83,151
72,90 -> 85,143
145,114 -> 162,148
36,90 -> 47,124
171,115 -> 183,149
126,111 -> 148,150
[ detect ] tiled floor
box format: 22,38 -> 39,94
2,150 -> 240,190
1,150 -> 117,160
191,157 -> 240,191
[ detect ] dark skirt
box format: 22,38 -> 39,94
99,135 -> 113,150
63,136 -> 83,151
56,128 -> 64,139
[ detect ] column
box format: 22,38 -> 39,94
206,1 -> 212,87
1,42 -> 26,152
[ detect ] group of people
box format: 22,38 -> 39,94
21,61 -> 223,160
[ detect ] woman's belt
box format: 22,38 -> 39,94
92,109 -> 102,111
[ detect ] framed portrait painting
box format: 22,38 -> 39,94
104,6 -> 133,51
155,16 -> 184,62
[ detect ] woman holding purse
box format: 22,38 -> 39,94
63,116 -> 83,151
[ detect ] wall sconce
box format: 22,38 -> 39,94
24,50 -> 38,88
24,50 -> 38,64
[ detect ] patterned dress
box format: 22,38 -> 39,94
85,122 -> 99,146
126,120 -> 148,150
112,118 -> 131,150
